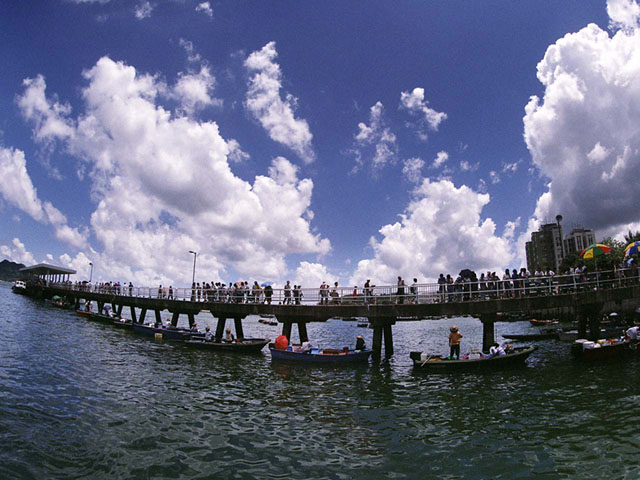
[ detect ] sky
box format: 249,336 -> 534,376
1,0 -> 640,288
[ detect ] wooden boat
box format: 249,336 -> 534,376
12,280 -> 27,294
132,323 -> 203,341
184,338 -> 270,353
558,326 -> 625,342
409,346 -> 537,371
269,345 -> 372,364
88,312 -> 120,323
76,309 -> 91,318
357,322 -> 369,328
258,318 -> 278,326
571,339 -> 629,360
502,329 -> 558,341
530,318 -> 559,326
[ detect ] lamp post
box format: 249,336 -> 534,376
189,251 -> 197,285
89,262 -> 93,282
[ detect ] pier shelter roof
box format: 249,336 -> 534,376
20,263 -> 76,277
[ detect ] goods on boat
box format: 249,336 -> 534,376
132,323 -> 203,341
409,346 -> 537,371
112,318 -> 133,329
558,326 -> 625,342
184,338 -> 270,353
571,338 -> 629,360
269,344 -> 372,364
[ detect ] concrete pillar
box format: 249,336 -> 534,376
188,313 -> 196,328
577,312 -> 587,339
139,308 -> 147,324
282,323 -> 293,341
588,312 -> 601,341
372,326 -> 383,360
129,305 -> 137,323
98,301 -> 104,314
155,310 -> 162,325
171,311 -> 180,327
215,317 -> 226,340
480,313 -> 497,353
297,322 -> 309,343
383,324 -> 394,357
234,317 -> 244,339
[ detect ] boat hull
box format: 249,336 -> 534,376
410,346 -> 537,371
571,340 -> 629,360
132,323 -> 201,341
503,330 -> 558,341
184,338 -> 269,353
269,346 -> 372,364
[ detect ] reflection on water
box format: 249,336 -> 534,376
1,283 -> 640,479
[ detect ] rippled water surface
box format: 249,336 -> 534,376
2,283 -> 640,479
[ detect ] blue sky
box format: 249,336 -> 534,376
1,0 -> 639,288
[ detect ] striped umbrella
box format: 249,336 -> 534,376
579,243 -> 611,260
624,241 -> 640,257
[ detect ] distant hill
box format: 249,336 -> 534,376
0,259 -> 26,282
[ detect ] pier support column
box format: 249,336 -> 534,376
577,312 -> 587,339
384,324 -> 394,357
234,318 -> 244,339
188,313 -> 196,328
282,323 -> 293,341
75,298 -> 80,309
171,311 -> 180,327
98,301 -> 104,314
480,313 -> 497,353
297,322 -> 309,343
139,308 -> 147,324
372,326 -> 383,360
117,304 -> 123,317
155,310 -> 162,326
129,305 -> 137,323
215,317 -> 226,340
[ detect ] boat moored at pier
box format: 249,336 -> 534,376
132,323 -> 203,341
184,338 -> 270,353
269,345 -> 372,364
410,346 -> 537,371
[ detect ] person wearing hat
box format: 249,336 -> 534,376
449,325 -> 462,360
224,327 -> 235,343
204,325 -> 214,342
355,335 -> 366,351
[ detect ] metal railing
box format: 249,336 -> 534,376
44,266 -> 640,307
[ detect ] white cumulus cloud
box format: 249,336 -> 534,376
244,42 -> 315,163
16,57 -> 330,285
350,179 -> 514,286
400,87 -> 447,140
523,9 -> 640,240
196,2 -> 213,18
352,101 -> 398,173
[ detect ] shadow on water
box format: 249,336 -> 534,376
1,284 -> 640,479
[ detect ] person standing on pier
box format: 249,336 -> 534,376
396,276 -> 406,304
284,281 -> 292,305
449,326 -> 462,360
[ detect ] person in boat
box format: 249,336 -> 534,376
301,341 -> 312,353
489,343 -> 506,357
204,326 -> 214,342
190,322 -> 199,333
224,328 -> 235,343
166,318 -> 173,329
449,325 -> 462,360
154,318 -> 163,328
625,325 -> 640,343
355,335 -> 366,351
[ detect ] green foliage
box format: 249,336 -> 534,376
623,230 -> 640,244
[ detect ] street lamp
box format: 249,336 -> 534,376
189,251 -> 197,285
89,262 -> 93,282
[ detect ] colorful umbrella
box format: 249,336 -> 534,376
579,243 -> 611,260
624,241 -> 640,257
